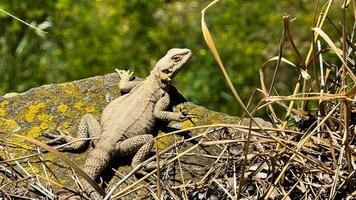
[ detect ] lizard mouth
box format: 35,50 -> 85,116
180,50 -> 193,63
160,72 -> 172,82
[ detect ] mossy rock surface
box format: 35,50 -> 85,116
0,73 -> 123,189
0,72 -> 271,195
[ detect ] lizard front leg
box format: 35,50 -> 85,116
154,92 -> 193,121
116,69 -> 142,92
43,114 -> 101,151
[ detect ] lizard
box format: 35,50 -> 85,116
43,48 -> 193,199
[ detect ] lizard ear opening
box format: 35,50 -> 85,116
161,69 -> 170,74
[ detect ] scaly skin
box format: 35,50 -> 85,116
44,48 -> 193,199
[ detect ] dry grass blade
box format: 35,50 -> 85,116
154,139 -> 161,198
312,27 -> 356,82
0,132 -> 105,196
260,56 -> 309,96
305,0 -> 333,65
212,178 -> 234,199
0,9 -> 47,33
266,94 -> 353,101
283,16 -> 305,68
265,101 -> 340,199
353,0 -> 356,20
201,0 -> 269,131
37,174 -> 78,194
0,176 -> 33,190
342,0 -> 352,8
236,119 -> 252,199
174,137 -> 188,200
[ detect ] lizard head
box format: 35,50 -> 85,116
153,48 -> 192,82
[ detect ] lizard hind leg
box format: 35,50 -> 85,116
115,134 -> 154,168
43,114 -> 101,151
81,135 -> 155,199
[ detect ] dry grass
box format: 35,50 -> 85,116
199,0 -> 356,199
0,0 -> 355,199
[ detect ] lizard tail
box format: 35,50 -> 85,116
84,141 -> 113,179
82,140 -> 114,199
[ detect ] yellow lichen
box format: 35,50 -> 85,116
28,126 -> 42,138
59,82 -> 76,90
63,82 -> 77,94
25,103 -> 45,122
119,165 -> 133,173
0,97 -> 11,118
182,116 -> 200,129
57,103 -> 68,113
85,105 -> 95,113
207,112 -> 224,124
66,90 -> 74,95
74,101 -> 84,109
38,114 -> 54,122
0,118 -> 18,132
0,100 -> 9,107
0,108 -> 5,117
67,82 -> 76,88
25,165 -> 41,176
58,83 -> 66,89
48,122 -> 58,131
155,133 -> 176,151
40,123 -> 49,130
62,121 -> 70,129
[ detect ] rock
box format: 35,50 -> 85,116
0,73 -> 123,194
0,72 -> 272,198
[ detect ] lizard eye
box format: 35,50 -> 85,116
172,55 -> 181,62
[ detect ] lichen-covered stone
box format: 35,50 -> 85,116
0,73 -> 121,188
0,73 -> 270,195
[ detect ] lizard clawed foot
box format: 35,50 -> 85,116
42,128 -> 75,147
179,109 -> 200,121
115,69 -> 134,81
98,177 -> 105,188
135,161 -> 160,176
135,170 -> 149,176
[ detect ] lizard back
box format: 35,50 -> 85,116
100,76 -> 164,142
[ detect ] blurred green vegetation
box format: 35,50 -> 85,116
0,0 -> 336,115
